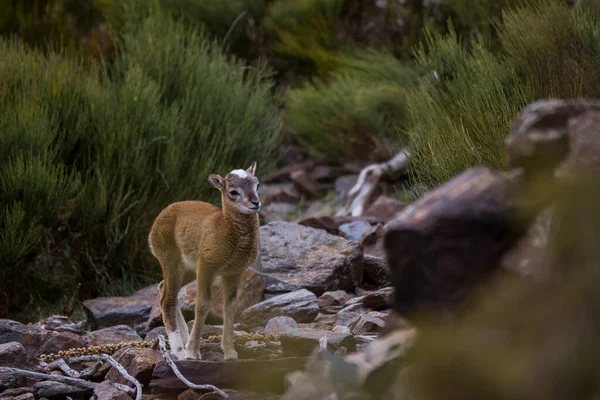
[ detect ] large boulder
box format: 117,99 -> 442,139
150,357 -> 308,394
383,167 -> 532,316
241,290 -> 319,328
256,222 -> 364,295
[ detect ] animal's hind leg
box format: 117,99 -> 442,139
221,274 -> 241,360
159,258 -> 187,360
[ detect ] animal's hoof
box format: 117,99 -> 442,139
185,350 -> 202,360
223,350 -> 238,360
171,350 -> 187,361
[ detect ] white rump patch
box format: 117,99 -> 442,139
230,169 -> 248,178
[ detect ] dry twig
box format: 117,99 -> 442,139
338,149 -> 410,217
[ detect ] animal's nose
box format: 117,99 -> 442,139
251,200 -> 260,208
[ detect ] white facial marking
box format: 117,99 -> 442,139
230,169 -> 248,178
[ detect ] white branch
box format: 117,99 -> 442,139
68,355 -> 141,400
157,335 -> 229,398
338,149 -> 410,217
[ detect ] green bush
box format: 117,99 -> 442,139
406,0 -> 600,188
262,0 -> 345,76
0,7 -> 281,318
286,50 -> 418,163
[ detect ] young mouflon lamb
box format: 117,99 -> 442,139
148,163 -> 261,360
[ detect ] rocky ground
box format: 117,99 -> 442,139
1,98 -> 599,400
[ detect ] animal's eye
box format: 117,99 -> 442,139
229,190 -> 240,197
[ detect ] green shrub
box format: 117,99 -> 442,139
0,7 -> 281,318
263,0 -> 345,76
286,50 -> 418,163
406,0 -> 600,188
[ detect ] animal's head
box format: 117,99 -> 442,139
208,162 -> 261,214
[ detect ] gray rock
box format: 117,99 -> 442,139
280,329 -> 356,357
345,287 -> 393,310
37,331 -> 88,358
241,290 -> 319,328
0,342 -> 27,368
82,295 -> 154,329
33,380 -> 91,398
145,326 -> 167,342
256,222 -> 364,295
92,380 -> 131,400
236,340 -> 283,360
362,255 -> 390,286
348,314 -> 386,335
0,321 -> 44,366
339,221 -> 373,243
107,346 -> 162,387
8,393 -> 35,400
316,291 -> 355,310
84,325 -> 142,346
265,317 -> 299,335
34,315 -> 86,335
334,303 -> 369,327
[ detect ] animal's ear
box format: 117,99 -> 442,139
208,174 -> 223,190
246,161 -> 257,176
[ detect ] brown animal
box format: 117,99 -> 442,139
148,163 -> 261,360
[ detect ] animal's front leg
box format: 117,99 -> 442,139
221,274 -> 241,360
186,266 -> 214,360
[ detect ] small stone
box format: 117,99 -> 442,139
280,328 -> 356,357
331,325 -> 351,334
92,380 -> 131,400
362,255 -> 390,286
339,221 -> 373,243
264,317 -> 299,335
107,347 -> 162,387
236,340 -> 283,360
0,321 -> 44,366
348,314 -> 386,335
37,331 -> 88,358
0,387 -> 33,397
362,196 -> 407,222
334,303 -> 369,327
84,325 -> 143,346
241,290 -> 319,328
316,291 -> 355,309
0,342 -> 27,368
34,315 -> 86,335
33,380 -> 90,399
345,287 -> 393,310
178,388 -> 203,400
145,326 -> 166,342
10,393 -> 35,400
